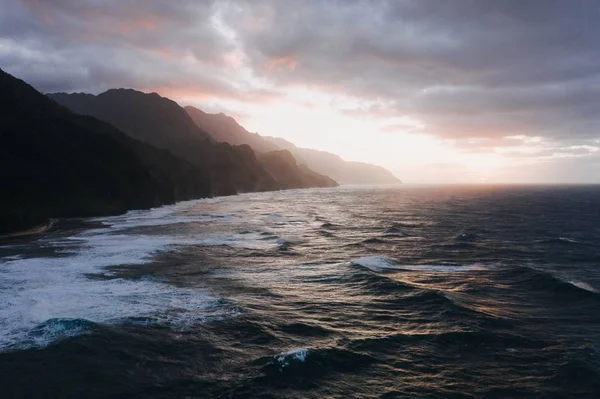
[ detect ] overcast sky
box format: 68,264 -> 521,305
2,0 -> 600,183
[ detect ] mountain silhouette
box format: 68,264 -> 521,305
263,136 -> 401,185
185,106 -> 279,153
185,106 -> 400,184
0,69 -> 210,234
185,105 -> 337,188
51,91 -> 337,194
258,150 -> 338,189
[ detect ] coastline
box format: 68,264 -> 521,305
0,184 -> 340,238
0,219 -> 55,240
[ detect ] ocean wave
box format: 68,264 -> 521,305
456,232 -> 478,242
559,237 -> 579,244
10,318 -> 97,351
279,322 -> 332,337
362,237 -> 387,244
89,199 -> 235,230
347,271 -> 419,294
276,348 -> 309,370
568,280 -> 599,294
0,254 -> 22,261
320,222 -> 339,229
384,232 -> 406,238
319,230 -> 335,238
265,347 -> 379,376
351,257 -> 491,273
277,236 -> 308,246
535,237 -> 581,245
0,204 -> 247,352
512,265 -> 600,297
550,343 -> 600,392
351,256 -> 395,272
0,259 -> 234,352
384,224 -> 408,237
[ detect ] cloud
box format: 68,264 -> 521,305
0,0 -> 237,93
222,0 -> 600,142
1,0 -> 599,181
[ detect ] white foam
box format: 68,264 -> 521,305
351,257 -> 396,272
276,348 -> 310,369
90,201 -> 235,231
0,200 -> 249,352
559,237 -> 578,244
351,257 -> 490,273
0,251 -> 233,351
568,280 -> 598,294
0,254 -> 22,261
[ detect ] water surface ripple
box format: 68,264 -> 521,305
1,185 -> 600,398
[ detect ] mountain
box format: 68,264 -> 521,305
185,106 -> 279,153
262,137 -> 401,185
51,91 -> 336,195
184,106 -> 400,185
258,150 -> 338,189
0,69 -> 210,234
261,136 -> 401,185
50,90 -> 277,195
184,105 -> 337,188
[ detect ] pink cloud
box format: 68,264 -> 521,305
264,56 -> 298,72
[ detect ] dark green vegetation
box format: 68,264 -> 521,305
0,69 -> 210,235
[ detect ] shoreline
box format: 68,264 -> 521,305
0,219 -> 55,240
0,185 -> 342,238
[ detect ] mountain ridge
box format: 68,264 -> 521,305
185,105 -> 279,153
184,106 -> 401,185
262,136 -> 402,185
257,150 -> 338,189
50,90 -> 337,195
0,69 -> 211,234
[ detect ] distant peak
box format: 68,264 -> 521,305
215,112 -> 235,121
100,88 -> 160,98
103,88 -> 137,94
47,91 -> 94,97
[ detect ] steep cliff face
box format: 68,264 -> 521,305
50,90 -> 279,196
52,91 -> 339,195
258,150 -> 338,189
0,69 -> 210,234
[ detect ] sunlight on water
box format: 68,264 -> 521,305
2,185 -> 600,396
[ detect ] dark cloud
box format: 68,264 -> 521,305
1,0 -> 600,179
0,0 -> 233,93
224,0 -> 600,141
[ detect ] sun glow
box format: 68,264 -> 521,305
186,85 -> 511,183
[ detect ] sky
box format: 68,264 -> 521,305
2,0 -> 600,183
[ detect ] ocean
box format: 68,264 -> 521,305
1,185 -> 600,398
